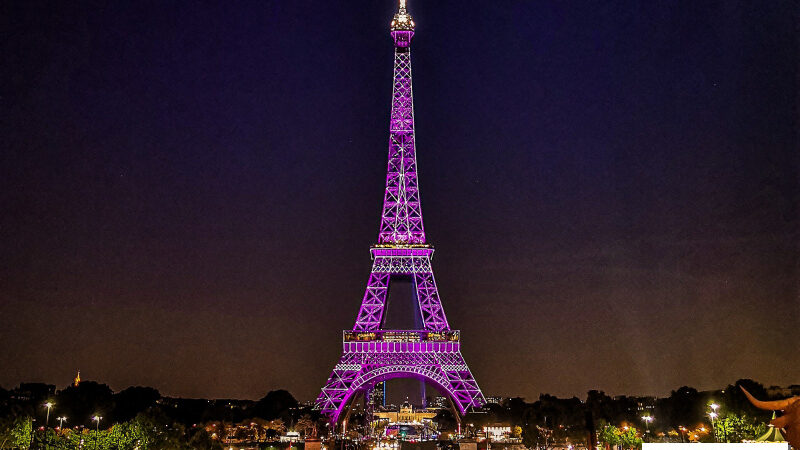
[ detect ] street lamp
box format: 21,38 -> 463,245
57,417 -> 67,430
641,416 -> 653,438
641,416 -> 653,429
44,402 -> 54,427
709,412 -> 718,442
707,403 -> 720,442
92,415 -> 102,450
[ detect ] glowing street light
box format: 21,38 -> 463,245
57,416 -> 67,430
641,416 -> 653,433
44,402 -> 54,427
708,402 -> 719,442
708,411 -> 718,442
92,416 -> 102,450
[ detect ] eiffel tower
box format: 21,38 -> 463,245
315,0 -> 486,424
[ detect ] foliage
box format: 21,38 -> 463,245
188,427 -> 223,450
712,413 -> 767,443
5,416 -> 32,449
294,414 -> 315,436
618,426 -> 643,449
264,418 -> 286,439
598,425 -> 642,450
721,380 -> 772,422
598,425 -> 621,447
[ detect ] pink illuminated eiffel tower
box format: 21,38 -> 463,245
315,0 -> 486,424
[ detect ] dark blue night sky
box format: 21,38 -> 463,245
2,1 -> 797,401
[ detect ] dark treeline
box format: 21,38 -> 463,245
0,378 -> 796,448
0,382 -> 319,449
445,379 -> 797,447
0,382 -> 312,426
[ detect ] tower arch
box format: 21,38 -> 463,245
328,366 -> 469,424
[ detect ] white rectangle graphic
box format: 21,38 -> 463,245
643,444 -> 788,450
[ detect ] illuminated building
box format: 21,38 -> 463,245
374,400 -> 437,425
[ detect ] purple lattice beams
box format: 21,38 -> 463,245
315,0 -> 485,425
380,5 -> 422,245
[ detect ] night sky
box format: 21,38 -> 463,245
2,1 -> 798,402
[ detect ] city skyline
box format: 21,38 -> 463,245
2,0 -> 797,402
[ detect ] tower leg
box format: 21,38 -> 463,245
353,271 -> 389,331
413,268 -> 448,331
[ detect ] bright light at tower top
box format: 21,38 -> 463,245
391,0 -> 415,32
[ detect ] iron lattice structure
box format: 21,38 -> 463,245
315,0 -> 485,424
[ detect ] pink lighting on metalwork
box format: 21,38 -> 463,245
315,0 -> 485,425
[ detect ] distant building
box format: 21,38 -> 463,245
615,395 -> 656,413
483,425 -> 512,442
74,370 -> 81,387
766,386 -> 792,398
12,383 -> 55,401
485,396 -> 504,405
634,397 -> 656,412
370,381 -> 386,408
280,431 -> 301,442
374,401 -> 437,424
429,396 -> 449,410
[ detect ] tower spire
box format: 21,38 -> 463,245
381,0 -> 421,244
390,0 -> 415,46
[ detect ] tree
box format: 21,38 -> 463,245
0,416 -> 32,450
112,386 -> 161,422
598,425 -> 620,450
188,427 -> 223,450
618,426 -> 643,450
587,391 -> 616,424
434,409 -> 458,432
254,390 -> 297,420
713,413 -> 767,443
721,380 -> 771,421
55,381 -> 114,425
655,386 -> 702,430
598,425 -> 642,450
294,415 -> 315,436
266,418 -> 286,438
